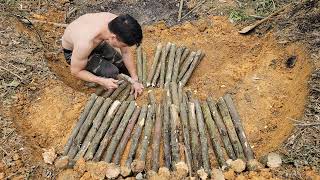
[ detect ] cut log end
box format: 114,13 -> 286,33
105,163 -> 120,179
120,165 -> 132,177
175,161 -> 189,179
131,160 -> 145,173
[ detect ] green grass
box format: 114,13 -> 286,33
228,9 -> 250,22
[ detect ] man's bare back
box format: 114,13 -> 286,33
61,13 -> 144,98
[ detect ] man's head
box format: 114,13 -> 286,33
108,14 -> 143,48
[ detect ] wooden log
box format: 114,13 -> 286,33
165,44 -> 176,85
178,83 -> 183,105
201,101 -> 226,168
74,98 -> 113,160
178,51 -> 196,80
102,89 -> 115,98
67,96 -> 105,159
113,107 -> 141,165
142,51 -> 147,86
148,90 -> 156,105
180,50 -> 203,86
93,101 -> 130,161
95,86 -> 105,96
217,97 -> 245,160
180,94 -> 193,173
151,53 -> 162,87
138,104 -> 155,162
152,104 -> 163,172
84,100 -> 121,160
162,90 -> 172,169
170,82 -> 179,110
187,102 -> 201,170
223,94 -> 255,160
207,97 -> 236,160
170,104 -> 180,169
109,82 -> 128,100
180,48 -> 190,67
125,105 -> 148,167
63,94 -> 97,155
118,85 -> 131,102
159,43 -> 172,88
172,47 -> 183,83
147,43 -> 162,87
136,46 -> 143,82
104,101 -> 137,162
126,94 -> 135,101
194,100 -> 210,174
117,73 -> 135,85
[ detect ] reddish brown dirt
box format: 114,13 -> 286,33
12,15 -> 312,172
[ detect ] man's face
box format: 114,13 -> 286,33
107,36 -> 128,48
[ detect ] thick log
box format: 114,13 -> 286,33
63,94 -> 97,155
104,101 -> 137,162
180,48 -> 190,66
165,44 -> 176,85
159,43 -> 172,88
84,100 -> 121,160
172,47 -> 183,83
180,94 -> 193,173
136,46 -> 143,82
118,85 -> 131,102
113,107 -> 141,165
142,51 -> 147,86
117,73 -> 135,85
187,102 -> 201,170
67,96 -> 105,159
194,100 -> 210,174
223,94 -> 255,160
138,104 -> 155,162
170,104 -> 180,169
201,101 -> 226,168
102,89 -> 115,98
217,97 -> 245,160
125,105 -> 148,167
126,94 -> 135,101
95,86 -> 105,96
178,51 -> 196,80
163,90 -> 172,169
152,104 -> 163,172
75,98 -> 113,160
207,97 -> 236,160
170,82 -> 179,110
151,46 -> 164,87
109,82 -> 128,100
148,90 -> 156,105
147,43 -> 162,87
93,101 -> 130,161
180,50 -> 203,86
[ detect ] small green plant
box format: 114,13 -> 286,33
255,0 -> 277,16
229,9 -> 249,22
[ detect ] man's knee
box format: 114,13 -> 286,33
86,54 -> 120,79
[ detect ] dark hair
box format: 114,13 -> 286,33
108,14 -> 143,47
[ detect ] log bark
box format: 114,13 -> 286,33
126,94 -> 135,101
68,96 -> 105,159
93,101 -> 130,161
178,51 -> 196,80
63,94 -> 97,155
152,104 -> 163,172
178,83 -> 183,105
104,101 -> 137,162
125,105 -> 148,167
165,44 -> 176,85
138,104 -> 155,161
148,90 -> 156,105
147,43 -> 162,87
170,104 -> 180,169
201,101 -> 226,168
136,46 -> 143,82
102,89 -> 115,98
180,50 -> 203,86
84,100 -> 121,160
142,51 -> 147,86
75,98 -> 113,160
163,90 -> 172,169
179,95 -> 192,173
180,48 -> 190,67
159,43 -> 172,88
113,107 -> 141,165
109,82 -> 128,100
170,82 -> 179,110
223,94 -> 255,160
217,97 -> 245,160
117,73 -> 135,85
151,54 -> 162,87
187,102 -> 201,170
118,85 -> 131,102
95,86 -> 105,96
207,97 -> 236,160
172,47 -> 183,83
194,100 -> 210,174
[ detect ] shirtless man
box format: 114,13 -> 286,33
62,12 -> 144,98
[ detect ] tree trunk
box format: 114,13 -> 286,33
142,51 -> 147,86
170,104 -> 180,169
163,90 -> 172,169
136,46 -> 143,83
109,82 -> 128,100
159,43 -> 172,88
165,44 -> 176,85
172,47 -> 183,83
179,48 -> 190,67
152,104 -> 163,172
147,43 -> 162,87
170,82 -> 179,110
118,85 -> 131,102
180,50 -> 203,86
178,51 -> 196,80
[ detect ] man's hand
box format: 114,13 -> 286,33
99,78 -> 119,90
130,81 -> 144,99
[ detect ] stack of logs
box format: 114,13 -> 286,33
63,83 -> 256,178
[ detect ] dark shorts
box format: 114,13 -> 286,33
63,42 -> 129,79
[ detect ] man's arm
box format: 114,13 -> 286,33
71,43 -> 118,89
